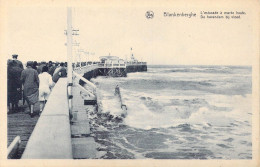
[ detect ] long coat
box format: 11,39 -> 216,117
52,67 -> 67,83
7,62 -> 23,104
21,67 -> 39,105
13,59 -> 24,70
48,65 -> 56,76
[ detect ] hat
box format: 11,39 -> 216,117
12,54 -> 18,58
26,61 -> 34,67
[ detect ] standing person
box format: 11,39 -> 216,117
7,60 -> 23,113
12,54 -> 24,70
53,62 -> 61,75
52,62 -> 67,83
32,61 -> 38,71
38,66 -> 54,113
37,61 -> 46,74
21,61 -> 39,117
59,62 -> 67,77
48,61 -> 56,76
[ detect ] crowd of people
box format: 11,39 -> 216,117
7,54 -> 67,117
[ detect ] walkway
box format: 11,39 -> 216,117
7,101 -> 40,159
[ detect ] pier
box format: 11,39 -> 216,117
126,62 -> 147,72
7,7 -> 147,159
7,62 -> 145,159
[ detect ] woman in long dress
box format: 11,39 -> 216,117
38,66 -> 54,113
21,61 -> 39,117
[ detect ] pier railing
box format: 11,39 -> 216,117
98,63 -> 126,68
126,62 -> 147,65
73,65 -> 98,74
73,71 -> 96,98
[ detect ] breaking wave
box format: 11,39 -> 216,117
88,65 -> 252,159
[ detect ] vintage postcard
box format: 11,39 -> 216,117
0,0 -> 259,167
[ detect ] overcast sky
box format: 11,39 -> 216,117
6,6 -> 255,65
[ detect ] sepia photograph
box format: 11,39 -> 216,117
0,0 -> 259,167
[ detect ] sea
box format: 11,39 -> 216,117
89,65 -> 252,159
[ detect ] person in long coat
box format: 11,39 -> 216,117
21,61 -> 39,117
37,61 -> 47,74
52,62 -> 67,83
7,60 -> 23,112
48,61 -> 56,76
32,61 -> 38,71
12,54 -> 24,70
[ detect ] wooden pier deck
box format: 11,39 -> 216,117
7,101 -> 40,159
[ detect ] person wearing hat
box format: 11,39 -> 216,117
7,59 -> 23,113
12,54 -> 24,70
21,61 -> 39,117
37,61 -> 47,74
48,61 -> 56,76
52,62 -> 67,83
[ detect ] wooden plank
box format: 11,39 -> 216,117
8,136 -> 21,159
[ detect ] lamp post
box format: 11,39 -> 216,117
67,7 -> 73,86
